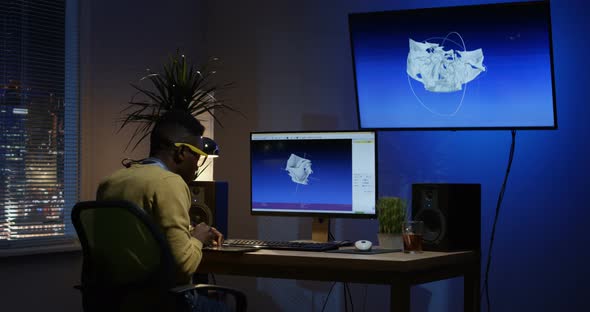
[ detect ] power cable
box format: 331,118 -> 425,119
321,282 -> 338,312
480,130 -> 517,312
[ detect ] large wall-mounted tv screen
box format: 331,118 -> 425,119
349,1 -> 557,130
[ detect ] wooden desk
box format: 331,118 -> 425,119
198,248 -> 480,312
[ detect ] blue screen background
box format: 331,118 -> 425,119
251,138 -> 354,209
350,2 -> 556,129
213,0 -> 590,311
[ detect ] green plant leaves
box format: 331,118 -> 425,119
377,197 -> 407,234
119,50 -> 241,151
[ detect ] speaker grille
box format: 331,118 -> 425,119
414,208 -> 446,245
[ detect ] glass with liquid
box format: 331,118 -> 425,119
402,221 -> 424,253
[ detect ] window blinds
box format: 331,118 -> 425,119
0,0 -> 78,249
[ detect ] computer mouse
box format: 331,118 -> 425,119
354,240 -> 372,251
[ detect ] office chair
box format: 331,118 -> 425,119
71,200 -> 247,312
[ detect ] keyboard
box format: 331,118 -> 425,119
222,239 -> 341,252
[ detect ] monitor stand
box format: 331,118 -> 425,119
311,217 -> 329,242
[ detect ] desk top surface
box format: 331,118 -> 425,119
201,247 -> 478,273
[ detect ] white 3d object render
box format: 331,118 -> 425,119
407,34 -> 486,93
285,153 -> 313,185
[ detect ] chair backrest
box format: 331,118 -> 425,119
72,200 -> 177,312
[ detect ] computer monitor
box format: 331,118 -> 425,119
348,0 -> 557,130
250,131 -> 377,239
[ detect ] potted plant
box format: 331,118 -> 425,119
376,197 -> 407,249
119,50 -> 238,151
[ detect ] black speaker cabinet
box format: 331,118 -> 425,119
412,183 -> 481,252
187,181 -> 229,238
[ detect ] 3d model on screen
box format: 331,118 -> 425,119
406,33 -> 486,93
285,153 -> 313,185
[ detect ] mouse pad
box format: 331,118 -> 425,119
203,246 -> 260,253
326,248 -> 401,255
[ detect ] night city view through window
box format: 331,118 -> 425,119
1,0 -> 77,248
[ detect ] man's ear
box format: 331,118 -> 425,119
173,146 -> 185,164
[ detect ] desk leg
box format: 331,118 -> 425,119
390,282 -> 410,312
464,263 -> 481,312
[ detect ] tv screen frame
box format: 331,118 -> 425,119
348,0 -> 557,131
249,130 -> 378,219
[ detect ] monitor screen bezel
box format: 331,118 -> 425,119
249,130 -> 378,219
348,0 -> 558,131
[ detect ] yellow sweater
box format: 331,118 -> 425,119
96,163 -> 203,285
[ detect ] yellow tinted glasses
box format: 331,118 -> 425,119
174,142 -> 208,166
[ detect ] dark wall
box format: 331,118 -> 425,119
80,0 -> 211,199
0,251 -> 82,311
210,0 -> 590,311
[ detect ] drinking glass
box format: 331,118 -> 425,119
402,221 -> 424,253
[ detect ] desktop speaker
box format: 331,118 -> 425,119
187,181 -> 229,238
411,183 -> 481,252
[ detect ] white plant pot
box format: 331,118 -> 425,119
377,233 -> 403,250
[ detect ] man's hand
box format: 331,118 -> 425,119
191,222 -> 224,247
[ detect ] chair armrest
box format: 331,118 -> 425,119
169,283 -> 247,310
